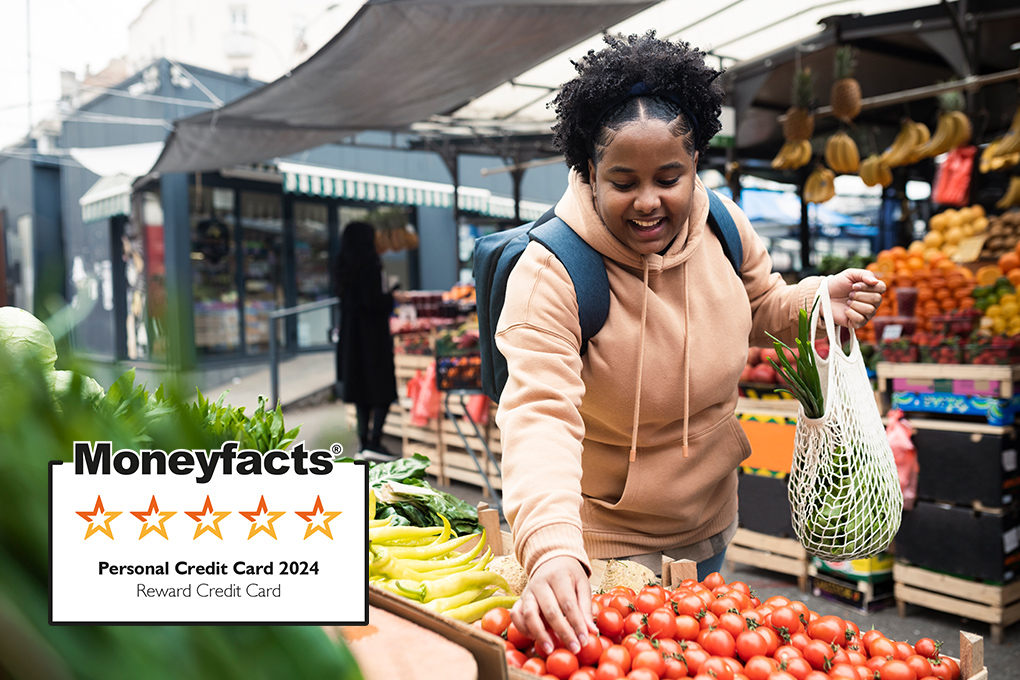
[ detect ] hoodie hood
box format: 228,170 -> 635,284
555,168 -> 711,271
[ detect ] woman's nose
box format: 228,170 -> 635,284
633,187 -> 661,213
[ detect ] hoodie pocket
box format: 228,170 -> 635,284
582,415 -> 748,534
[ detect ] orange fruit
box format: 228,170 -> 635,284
959,297 -> 975,310
890,246 -> 908,260
934,288 -> 951,301
999,252 -> 1020,274
1008,269 -> 1020,288
976,265 -> 1002,286
940,297 -> 958,311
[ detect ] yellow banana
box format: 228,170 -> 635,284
905,121 -> 931,164
996,177 -> 1020,209
882,122 -> 918,168
995,108 -> 1020,156
916,113 -> 957,159
947,110 -> 972,148
824,131 -> 859,174
793,139 -> 812,168
805,166 -> 836,203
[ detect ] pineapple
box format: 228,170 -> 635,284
830,45 -> 862,122
783,67 -> 815,142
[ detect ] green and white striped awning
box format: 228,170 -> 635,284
278,161 -> 550,222
80,174 -> 134,223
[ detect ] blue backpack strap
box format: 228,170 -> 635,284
705,187 -> 743,278
528,217 -> 609,356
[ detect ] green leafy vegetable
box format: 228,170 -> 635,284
362,453 -> 480,536
766,298 -> 824,419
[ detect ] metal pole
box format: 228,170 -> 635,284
269,315 -> 279,408
26,0 -> 32,136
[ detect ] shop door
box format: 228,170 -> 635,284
241,191 -> 284,354
190,187 -> 240,356
294,201 -> 332,349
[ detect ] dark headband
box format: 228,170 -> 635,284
589,81 -> 700,152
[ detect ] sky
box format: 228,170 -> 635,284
0,0 -> 150,150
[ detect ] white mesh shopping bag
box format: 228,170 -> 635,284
785,279 -> 902,560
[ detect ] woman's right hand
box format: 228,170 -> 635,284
510,555 -> 597,656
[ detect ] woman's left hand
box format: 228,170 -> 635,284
827,269 -> 887,329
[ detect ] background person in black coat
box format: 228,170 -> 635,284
335,221 -> 399,457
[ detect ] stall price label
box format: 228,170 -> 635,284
50,441 -> 367,625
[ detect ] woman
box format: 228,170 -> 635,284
496,32 -> 886,655
335,221 -> 398,458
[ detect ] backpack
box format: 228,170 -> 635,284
473,187 -> 743,402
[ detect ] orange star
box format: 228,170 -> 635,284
294,495 -> 342,540
131,496 -> 176,540
185,495 -> 231,540
239,495 -> 285,540
76,495 -> 121,540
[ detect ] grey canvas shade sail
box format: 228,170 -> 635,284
150,0 -> 657,174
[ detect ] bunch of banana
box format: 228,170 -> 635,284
881,120 -> 930,168
989,108 -> 1020,161
804,166 -> 836,203
859,154 -> 893,188
824,131 -> 860,174
912,110 -> 972,160
980,139 -> 1020,173
771,139 -> 813,170
996,176 -> 1020,210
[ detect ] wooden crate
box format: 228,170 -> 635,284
894,560 -> 1020,644
726,527 -> 810,592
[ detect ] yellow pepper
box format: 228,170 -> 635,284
399,531 -> 487,571
423,587 -> 486,613
442,594 -> 520,623
418,570 -> 511,603
383,533 -> 474,560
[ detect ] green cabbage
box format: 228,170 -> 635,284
0,306 -> 58,370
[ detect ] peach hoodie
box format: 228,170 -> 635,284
495,170 -> 822,577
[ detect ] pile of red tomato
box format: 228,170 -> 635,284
474,572 -> 964,680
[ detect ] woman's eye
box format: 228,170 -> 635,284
611,182 -> 634,190
658,177 -> 681,186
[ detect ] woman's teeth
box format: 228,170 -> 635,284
631,218 -> 661,228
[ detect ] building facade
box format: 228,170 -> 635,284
0,58 -> 567,388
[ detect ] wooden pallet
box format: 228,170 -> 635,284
726,528 -> 810,592
894,561 -> 1020,644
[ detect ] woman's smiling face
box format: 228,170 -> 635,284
588,117 -> 699,255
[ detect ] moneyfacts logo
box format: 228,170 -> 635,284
50,441 -> 367,626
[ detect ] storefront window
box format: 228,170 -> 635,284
294,201 -> 331,348
143,192 -> 167,359
241,191 -> 284,354
190,187 -> 240,355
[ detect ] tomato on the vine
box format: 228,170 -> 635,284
610,593 -> 635,617
828,663 -> 858,680
596,607 -> 625,641
771,606 -> 804,638
877,659 -> 916,680
868,636 -> 897,660
627,668 -> 661,680
789,632 -> 812,652
635,590 -> 666,615
675,614 -> 701,641
743,655 -> 778,680
521,656 -> 546,676
599,644 -> 632,674
594,661 -> 625,680
677,593 -> 707,618
905,654 -> 933,679
701,656 -> 735,680
662,654 -> 689,679
647,607 -> 677,640
913,637 -> 939,660
506,622 -> 533,650
545,649 -> 580,680
703,571 -> 727,590
623,611 -> 646,637
505,649 -> 527,668
576,635 -> 604,667
735,630 -> 768,661
894,641 -> 916,661
757,625 -> 781,656
774,645 -> 802,663
702,628 -> 737,658
806,615 -> 845,645
631,649 -> 667,677
802,639 -> 836,671
783,656 -> 813,680
683,646 -> 711,675
480,606 -> 512,637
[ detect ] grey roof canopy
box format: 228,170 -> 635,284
150,0 -> 656,174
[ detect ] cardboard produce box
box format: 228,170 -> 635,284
897,499 -> 1020,582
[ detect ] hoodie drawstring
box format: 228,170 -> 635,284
682,267 -> 690,458
629,257 -> 650,462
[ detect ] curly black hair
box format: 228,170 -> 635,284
550,31 -> 725,182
